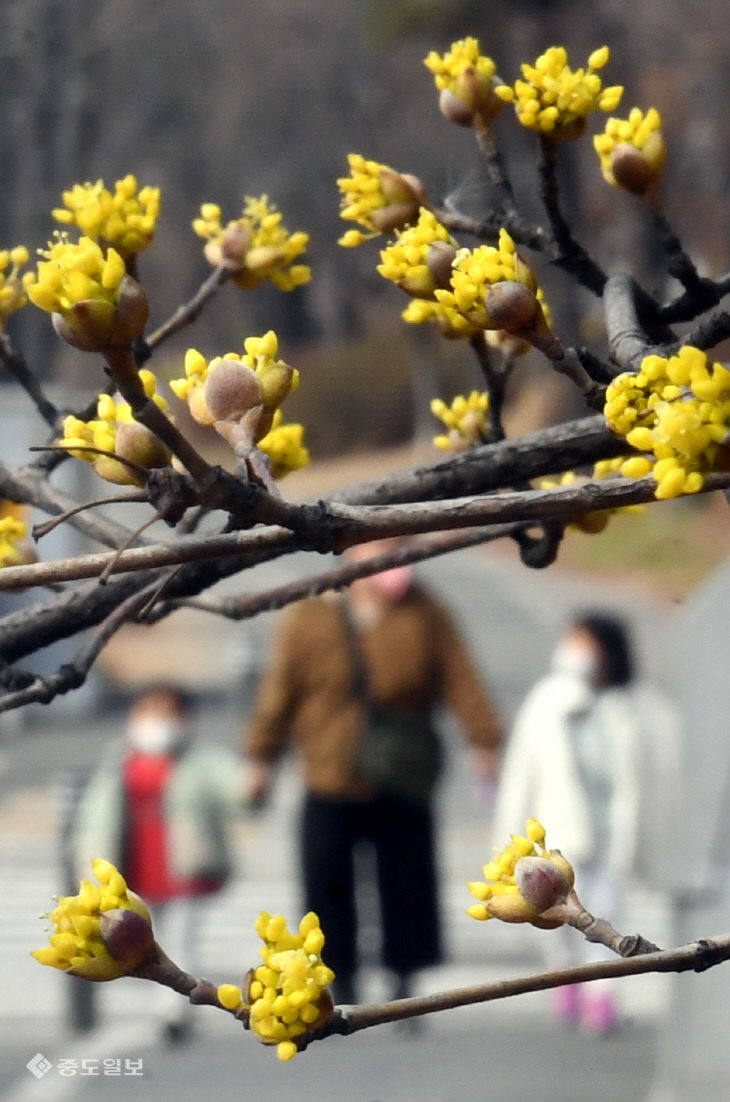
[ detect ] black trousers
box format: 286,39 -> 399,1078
300,792 -> 442,981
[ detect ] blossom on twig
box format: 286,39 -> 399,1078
192,196 -> 310,291
52,175 -> 161,258
257,410 -> 310,478
431,391 -> 490,451
498,46 -> 623,139
593,107 -> 666,196
59,370 -> 172,486
28,234 -> 148,352
32,858 -> 155,981
337,154 -> 428,245
0,246 -> 35,329
467,818 -> 574,927
604,345 -> 730,499
424,37 -> 509,129
170,330 -> 299,449
433,229 -> 550,338
216,911 -> 335,1061
0,502 -> 34,567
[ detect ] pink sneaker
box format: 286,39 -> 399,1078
551,984 -> 582,1026
581,992 -> 619,1035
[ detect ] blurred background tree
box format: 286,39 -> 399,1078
3,0 -> 730,456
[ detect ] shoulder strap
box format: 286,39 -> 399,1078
338,597 -> 372,710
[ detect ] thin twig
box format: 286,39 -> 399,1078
0,331 -> 59,429
145,265 -> 232,349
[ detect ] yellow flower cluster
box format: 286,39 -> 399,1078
337,154 -> 426,245
604,345 -> 730,499
0,502 -> 30,568
192,196 -> 310,291
593,107 -> 666,194
52,175 -> 161,257
60,370 -> 171,486
217,911 -> 335,1061
257,410 -> 310,478
0,246 -> 35,328
497,46 -> 623,137
28,235 -> 126,317
467,818 -> 574,926
170,330 -> 298,438
431,391 -> 490,451
433,229 -> 547,332
376,208 -> 456,298
32,858 -> 154,981
423,37 -> 508,127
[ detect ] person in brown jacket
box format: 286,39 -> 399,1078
243,541 -> 502,1005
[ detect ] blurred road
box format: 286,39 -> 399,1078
0,545 -> 675,1101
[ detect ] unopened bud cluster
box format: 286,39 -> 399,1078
217,911 -> 335,1062
468,818 -> 574,927
604,345 -> 730,499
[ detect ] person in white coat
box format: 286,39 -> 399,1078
493,612 -> 671,1034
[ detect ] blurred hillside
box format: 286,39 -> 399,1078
3,0 -> 730,457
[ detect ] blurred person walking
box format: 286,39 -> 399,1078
74,684 -> 242,1043
242,541 -> 502,1005
493,611 -> 678,1035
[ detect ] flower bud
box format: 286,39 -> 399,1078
204,359 -> 263,422
514,856 -> 572,914
115,420 -> 172,471
51,274 -> 148,352
609,133 -> 666,195
485,281 -> 539,333
96,906 -> 156,975
427,241 -> 457,289
370,202 -> 422,235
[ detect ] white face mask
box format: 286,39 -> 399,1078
126,717 -> 185,755
551,642 -> 598,683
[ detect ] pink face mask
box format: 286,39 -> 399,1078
367,564 -> 412,602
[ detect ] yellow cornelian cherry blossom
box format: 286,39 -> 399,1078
0,502 -> 33,568
431,391 -> 490,451
217,911 -> 335,1061
377,209 -> 457,298
192,196 -> 310,291
423,37 -> 509,128
59,370 -> 172,487
467,819 -> 574,927
337,154 -> 427,244
27,234 -> 147,351
401,296 -> 480,339
170,331 -> 298,439
0,246 -> 35,328
433,229 -> 549,334
257,410 -> 310,478
32,859 -> 154,981
52,175 -> 161,257
497,46 -> 623,138
604,345 -> 730,499
593,107 -> 666,195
